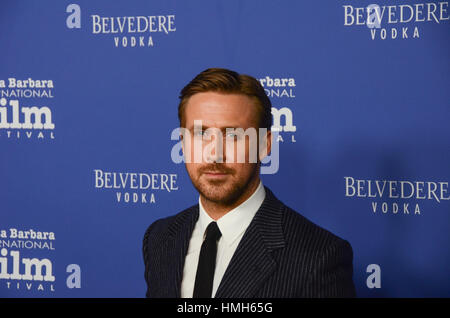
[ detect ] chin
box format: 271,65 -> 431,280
198,184 -> 242,205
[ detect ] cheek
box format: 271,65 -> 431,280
231,163 -> 256,179
225,138 -> 258,163
185,163 -> 199,177
183,137 -> 205,163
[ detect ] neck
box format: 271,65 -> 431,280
200,177 -> 261,221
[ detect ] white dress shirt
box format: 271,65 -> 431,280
180,181 -> 266,298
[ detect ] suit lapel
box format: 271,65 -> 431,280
165,205 -> 199,297
215,188 -> 285,298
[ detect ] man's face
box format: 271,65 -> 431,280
182,92 -> 268,205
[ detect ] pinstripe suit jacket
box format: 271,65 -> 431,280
142,187 -> 356,298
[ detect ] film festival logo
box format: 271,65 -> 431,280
0,227 -> 81,293
343,2 -> 449,40
344,176 -> 450,216
0,78 -> 56,140
259,75 -> 297,144
66,4 -> 176,48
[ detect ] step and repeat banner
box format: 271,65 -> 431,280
1,1 -> 449,298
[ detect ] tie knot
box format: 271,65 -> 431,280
204,222 -> 222,242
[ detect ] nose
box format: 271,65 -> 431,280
205,130 -> 224,163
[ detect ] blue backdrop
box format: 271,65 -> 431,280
1,0 -> 449,297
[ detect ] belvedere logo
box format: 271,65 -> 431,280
91,14 -> 176,48
94,169 -> 179,204
343,2 -> 450,40
65,4 -> 177,48
344,176 -> 450,215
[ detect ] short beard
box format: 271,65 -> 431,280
189,163 -> 259,206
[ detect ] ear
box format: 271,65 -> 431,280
180,132 -> 184,155
259,129 -> 272,161
179,127 -> 190,159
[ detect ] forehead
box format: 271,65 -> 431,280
184,92 -> 259,128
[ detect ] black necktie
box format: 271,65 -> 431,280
193,221 -> 222,298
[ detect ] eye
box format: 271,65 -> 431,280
225,131 -> 242,140
193,130 -> 205,137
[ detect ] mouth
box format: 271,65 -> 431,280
202,171 -> 230,179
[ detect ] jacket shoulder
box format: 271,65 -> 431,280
282,205 -> 348,247
143,204 -> 197,246
280,204 -> 355,297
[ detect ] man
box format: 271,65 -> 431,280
143,68 -> 356,298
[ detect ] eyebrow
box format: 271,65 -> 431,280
186,124 -> 245,132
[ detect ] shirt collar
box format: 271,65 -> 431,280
198,181 -> 266,247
